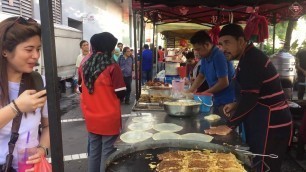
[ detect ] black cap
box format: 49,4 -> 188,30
90,32 -> 118,53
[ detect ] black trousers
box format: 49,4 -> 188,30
123,76 -> 132,102
259,125 -> 291,172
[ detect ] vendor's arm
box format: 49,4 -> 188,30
204,76 -> 229,94
227,92 -> 259,128
188,73 -> 205,93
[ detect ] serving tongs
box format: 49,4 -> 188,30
235,149 -> 278,159
222,143 -> 278,159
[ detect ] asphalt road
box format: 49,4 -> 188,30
58,85 -> 136,172
57,82 -> 306,172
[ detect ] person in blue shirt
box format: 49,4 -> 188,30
188,30 -> 235,113
141,44 -> 153,85
118,47 -> 133,104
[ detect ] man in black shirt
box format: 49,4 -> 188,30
210,24 -> 292,172
296,49 -> 306,100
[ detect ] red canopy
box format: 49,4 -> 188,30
132,0 -> 306,25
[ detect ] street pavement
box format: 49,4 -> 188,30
58,82 -> 306,172
59,85 -> 136,172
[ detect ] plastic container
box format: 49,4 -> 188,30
193,93 -> 213,113
172,79 -> 184,92
172,79 -> 185,98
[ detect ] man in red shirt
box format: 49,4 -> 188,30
157,46 -> 165,73
80,32 -> 126,172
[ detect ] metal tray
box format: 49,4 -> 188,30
132,101 -> 165,111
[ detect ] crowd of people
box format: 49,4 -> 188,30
0,15 -> 299,172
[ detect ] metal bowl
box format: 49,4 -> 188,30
163,100 -> 201,117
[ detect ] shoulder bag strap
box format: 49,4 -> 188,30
3,74 -> 28,172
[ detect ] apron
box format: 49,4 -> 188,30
244,103 -> 292,172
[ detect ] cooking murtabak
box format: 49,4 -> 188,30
155,150 -> 246,172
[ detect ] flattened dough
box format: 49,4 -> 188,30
152,132 -> 181,140
204,114 -> 221,121
120,131 -> 153,143
128,122 -> 153,131
153,123 -> 183,132
181,133 -> 213,142
132,116 -> 155,123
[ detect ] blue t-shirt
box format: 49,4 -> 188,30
142,49 -> 153,71
118,55 -> 133,77
200,46 -> 235,106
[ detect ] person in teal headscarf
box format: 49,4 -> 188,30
113,47 -> 120,62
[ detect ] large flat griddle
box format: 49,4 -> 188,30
106,140 -> 252,172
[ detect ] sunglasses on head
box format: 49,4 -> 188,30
3,16 -> 37,40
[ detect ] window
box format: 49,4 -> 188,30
2,0 -> 32,18
52,0 -> 61,24
1,0 -> 62,24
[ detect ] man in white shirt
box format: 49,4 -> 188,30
75,40 -> 89,93
76,40 -> 89,68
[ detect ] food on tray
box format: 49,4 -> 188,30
150,95 -> 172,103
120,131 -> 153,143
138,95 -> 172,103
128,122 -> 153,131
135,104 -> 148,109
139,95 -> 150,103
181,133 -> 213,142
146,81 -> 169,87
164,101 -> 201,106
156,150 -> 246,172
149,86 -> 171,90
204,125 -> 232,136
153,123 -> 183,132
152,132 -> 181,140
204,114 -> 221,121
132,116 -> 155,123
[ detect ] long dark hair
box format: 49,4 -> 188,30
0,17 -> 41,106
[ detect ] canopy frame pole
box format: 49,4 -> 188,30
152,22 -> 157,76
139,0 -> 144,95
133,10 -> 140,100
39,0 -> 64,171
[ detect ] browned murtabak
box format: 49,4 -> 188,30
155,150 -> 246,172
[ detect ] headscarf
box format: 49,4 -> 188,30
82,32 -> 118,94
113,48 -> 120,62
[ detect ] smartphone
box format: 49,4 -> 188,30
39,86 -> 47,98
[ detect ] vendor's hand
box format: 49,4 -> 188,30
15,90 -> 47,113
25,148 -> 45,172
223,102 -> 237,118
185,88 -> 194,94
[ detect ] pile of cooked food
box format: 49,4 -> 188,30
155,150 -> 246,172
139,95 -> 172,103
146,81 -> 170,87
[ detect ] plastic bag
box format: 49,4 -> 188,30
34,156 -> 52,172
